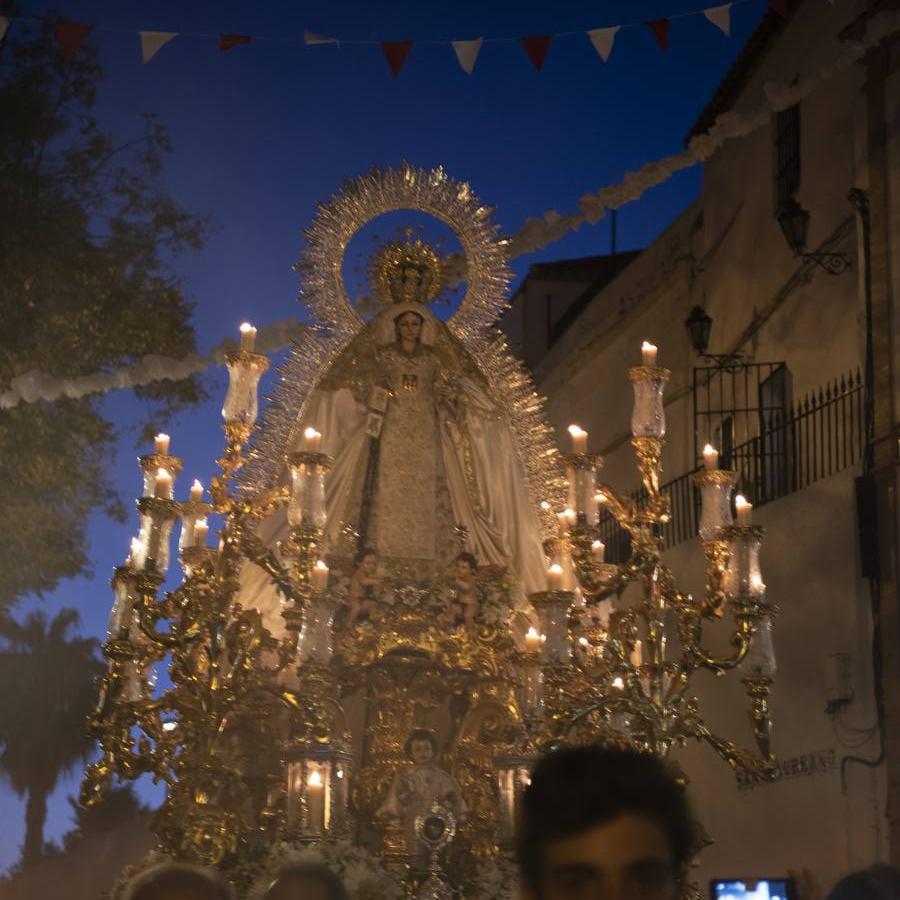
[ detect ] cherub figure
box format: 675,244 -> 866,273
446,551 -> 479,634
376,729 -> 466,857
346,547 -> 380,628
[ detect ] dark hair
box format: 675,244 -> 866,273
827,864 -> 900,900
264,863 -> 349,900
125,862 -> 233,900
404,728 -> 439,759
516,745 -> 695,890
393,310 -> 424,326
455,552 -> 477,569
353,547 -> 376,568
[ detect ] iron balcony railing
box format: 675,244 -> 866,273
599,368 -> 865,561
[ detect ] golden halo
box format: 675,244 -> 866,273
296,163 -> 511,342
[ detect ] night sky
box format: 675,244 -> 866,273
2,0 -> 768,868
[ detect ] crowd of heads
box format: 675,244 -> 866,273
120,744 -> 900,900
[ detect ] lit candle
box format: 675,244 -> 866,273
239,322 -> 257,352
154,433 -> 170,455
641,341 -> 658,367
193,518 -> 209,547
612,675 -> 625,690
702,444 -> 719,471
630,639 -> 643,668
312,559 -> 330,592
525,626 -> 542,653
307,768 -> 325,832
568,424 -> 588,454
594,491 -> 608,506
557,508 -> 576,536
735,494 -> 753,526
591,540 -> 606,562
129,537 -> 146,568
190,479 -> 204,503
303,427 -> 322,453
547,563 -> 564,591
154,467 -> 173,499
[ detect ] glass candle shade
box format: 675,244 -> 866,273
628,366 -> 670,439
722,525 -> 766,607
694,469 -> 737,541
298,592 -> 339,666
531,590 -> 574,663
567,457 -> 599,518
286,753 -> 351,836
287,453 -> 329,529
136,498 -> 179,574
222,351 -> 268,425
496,761 -> 532,848
738,616 -> 777,678
108,568 -> 135,641
138,454 -> 182,499
178,501 -> 212,553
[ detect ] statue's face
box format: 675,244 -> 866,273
360,553 -> 377,576
410,738 -> 435,765
396,312 -> 423,343
454,558 -> 474,580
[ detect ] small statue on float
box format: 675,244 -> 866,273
445,551 -> 480,634
376,729 -> 466,860
346,546 -> 381,628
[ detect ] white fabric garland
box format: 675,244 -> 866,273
2,8 -> 896,411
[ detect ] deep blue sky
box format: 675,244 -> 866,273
2,0 -> 768,869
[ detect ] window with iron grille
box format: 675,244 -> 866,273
773,103 -> 801,212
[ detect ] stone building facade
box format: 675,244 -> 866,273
501,0 -> 900,889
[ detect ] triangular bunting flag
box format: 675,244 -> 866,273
220,34 -> 251,52
382,40 -> 413,77
0,16 -> 8,43
521,35 -> 552,71
304,30 -> 339,46
645,19 -> 670,52
703,5 -> 731,36
139,31 -> 177,63
587,26 -> 620,63
768,0 -> 788,15
451,37 -> 483,75
53,22 -> 91,62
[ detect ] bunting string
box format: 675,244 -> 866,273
1,7 -> 897,410
2,0 -> 782,77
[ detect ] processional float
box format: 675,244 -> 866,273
82,166 -> 776,899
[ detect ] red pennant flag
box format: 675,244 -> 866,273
521,35 -> 552,71
768,0 -> 788,15
220,34 -> 251,52
645,19 -> 670,52
53,22 -> 91,62
382,40 -> 413,77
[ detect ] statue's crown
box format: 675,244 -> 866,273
371,237 -> 443,306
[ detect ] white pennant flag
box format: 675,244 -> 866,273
140,31 -> 177,63
451,37 -> 483,75
304,30 -> 339,46
703,4 -> 732,36
587,26 -> 620,63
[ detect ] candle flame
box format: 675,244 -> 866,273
155,432 -> 169,443
735,494 -> 749,508
592,540 -> 604,550
239,322 -> 255,333
156,467 -> 171,480
567,424 -> 587,438
594,491 -> 608,504
307,769 -> 323,788
130,537 -> 144,557
314,560 -> 329,572
192,479 -> 203,491
641,341 -> 657,352
526,626 -> 540,640
703,443 -> 717,455
612,676 -> 625,689
304,426 -> 321,440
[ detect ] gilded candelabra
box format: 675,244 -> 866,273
81,326 -> 351,866
530,344 -> 777,779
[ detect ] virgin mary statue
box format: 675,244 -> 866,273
239,237 -> 548,626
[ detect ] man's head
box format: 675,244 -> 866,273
263,863 -> 349,900
454,552 -> 477,580
517,745 -> 695,900
405,728 -> 439,764
353,547 -> 377,575
124,862 -> 234,900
